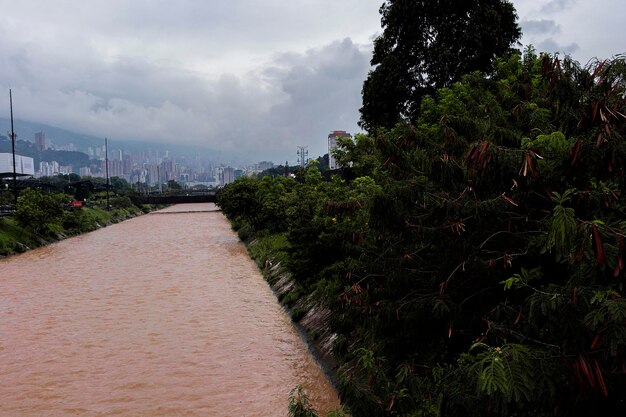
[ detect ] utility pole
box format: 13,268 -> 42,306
105,137 -> 110,211
157,165 -> 161,193
296,146 -> 308,168
9,89 -> 17,205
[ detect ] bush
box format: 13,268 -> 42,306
15,188 -> 67,235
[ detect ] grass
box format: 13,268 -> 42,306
0,204 -> 147,258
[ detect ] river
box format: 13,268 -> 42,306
0,203 -> 339,416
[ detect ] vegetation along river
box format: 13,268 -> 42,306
0,203 -> 338,416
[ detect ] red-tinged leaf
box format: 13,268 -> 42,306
591,59 -> 607,79
501,193 -> 519,207
386,397 -> 395,413
614,256 -> 623,277
571,139 -> 582,165
439,281 -> 445,295
592,224 -> 607,267
503,254 -> 513,269
519,158 -> 527,176
597,131 -> 603,146
573,361 -> 584,388
592,101 -> 599,124
514,308 -> 523,326
594,360 -> 608,397
579,355 -> 595,387
605,124 -> 611,137
573,243 -> 585,263
572,287 -> 578,304
591,333 -> 601,350
528,155 -> 538,177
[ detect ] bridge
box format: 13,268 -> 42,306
129,192 -> 217,205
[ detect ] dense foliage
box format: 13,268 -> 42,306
219,51 -> 626,416
360,0 -> 521,131
1,184 -> 146,257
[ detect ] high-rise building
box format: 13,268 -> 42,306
35,131 -> 46,152
328,130 -> 351,170
258,161 -> 274,172
222,167 -> 235,185
38,161 -> 60,177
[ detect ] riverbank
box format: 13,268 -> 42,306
236,232 -> 344,412
0,204 -> 160,258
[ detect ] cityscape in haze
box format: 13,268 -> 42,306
0,117 -> 350,188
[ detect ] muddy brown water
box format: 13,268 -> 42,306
0,203 -> 339,416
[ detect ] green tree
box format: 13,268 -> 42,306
219,52 -> 626,416
359,0 -> 521,130
15,188 -> 67,235
110,176 -> 131,192
166,179 -> 183,191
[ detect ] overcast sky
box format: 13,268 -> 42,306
0,0 -> 624,163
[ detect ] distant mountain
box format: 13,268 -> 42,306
0,118 -> 223,161
0,118 -> 105,151
0,136 -> 91,172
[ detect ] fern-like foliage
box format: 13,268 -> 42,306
541,189 -> 579,261
468,343 -> 537,410
288,385 -> 319,417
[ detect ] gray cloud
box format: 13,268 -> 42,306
0,0 -> 381,163
0,33 -> 371,162
520,19 -> 560,36
535,38 -> 580,55
1,0 -> 624,163
540,0 -> 580,14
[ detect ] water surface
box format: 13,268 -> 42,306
0,203 -> 338,416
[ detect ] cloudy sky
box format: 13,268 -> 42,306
0,0 -> 624,163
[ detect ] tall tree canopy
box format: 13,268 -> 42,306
220,51 -> 626,416
360,0 -> 521,130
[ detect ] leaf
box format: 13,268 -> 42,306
578,355 -> 595,387
571,139 -> 582,165
594,360 -> 608,397
590,333 -> 601,350
591,59 -> 607,79
614,256 -> 624,277
592,224 -> 607,267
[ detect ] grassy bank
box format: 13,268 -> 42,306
0,204 -> 159,258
